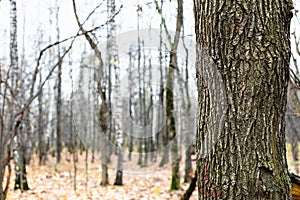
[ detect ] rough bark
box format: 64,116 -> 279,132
194,0 -> 293,199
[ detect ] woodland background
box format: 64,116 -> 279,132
0,0 -> 300,199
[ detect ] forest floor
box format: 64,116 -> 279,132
4,146 -> 299,200
4,151 -> 198,200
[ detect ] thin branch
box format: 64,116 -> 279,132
72,0 -> 104,103
290,68 -> 300,90
28,3 -> 122,109
72,0 -> 122,103
72,0 -> 103,68
180,170 -> 197,200
15,40 -> 75,117
154,0 -> 172,45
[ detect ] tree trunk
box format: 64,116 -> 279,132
99,98 -> 109,186
194,0 -> 293,199
168,0 -> 183,191
13,114 -> 30,191
158,0 -> 169,169
55,0 -> 62,164
107,0 -> 123,186
38,78 -> 47,165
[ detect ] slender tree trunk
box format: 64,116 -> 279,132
148,58 -> 156,163
128,49 -> 134,161
13,114 -> 29,191
9,0 -> 29,192
38,72 -> 46,165
194,0 -> 293,198
99,92 -> 108,186
106,0 -> 123,186
182,27 -> 193,183
9,0 -> 18,89
142,44 -> 148,167
72,0 -> 109,186
91,100 -> 96,163
23,111 -> 31,165
55,1 -> 62,164
184,146 -> 192,183
136,13 -> 143,167
158,11 -> 169,167
168,0 -> 183,191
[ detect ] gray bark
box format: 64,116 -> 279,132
194,0 -> 293,198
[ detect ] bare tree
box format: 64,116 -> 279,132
166,0 -> 183,190
108,0 -> 123,185
55,0 -> 62,164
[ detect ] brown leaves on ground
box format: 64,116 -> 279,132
5,153 -> 198,200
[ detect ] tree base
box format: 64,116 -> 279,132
114,170 -> 123,186
14,174 -> 30,191
14,182 -> 30,191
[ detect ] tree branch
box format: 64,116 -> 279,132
180,170 -> 197,200
16,2 -> 122,117
72,0 -> 123,103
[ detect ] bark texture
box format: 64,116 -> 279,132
194,0 -> 293,199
